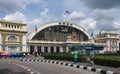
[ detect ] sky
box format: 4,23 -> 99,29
0,0 -> 120,35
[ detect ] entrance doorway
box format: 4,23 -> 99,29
8,45 -> 17,53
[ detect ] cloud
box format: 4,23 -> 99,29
62,11 -> 97,34
113,21 -> 120,29
27,18 -> 42,32
63,11 -> 86,21
24,0 -> 43,4
91,9 -> 120,31
3,11 -> 27,23
27,8 -> 57,32
0,0 -> 26,12
2,11 -> 44,32
81,18 -> 96,30
68,11 -> 86,21
0,0 -> 43,13
40,8 -> 49,18
80,0 -> 120,9
40,8 -> 57,22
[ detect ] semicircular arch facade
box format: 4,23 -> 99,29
28,21 -> 92,41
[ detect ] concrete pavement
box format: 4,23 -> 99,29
21,58 -> 120,74
6,59 -> 96,74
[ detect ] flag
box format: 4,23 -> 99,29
99,31 -> 101,37
66,10 -> 71,14
90,31 -> 94,37
35,25 -> 37,33
48,27 -> 52,31
64,28 -> 68,32
61,27 -> 65,32
61,27 -> 68,32
48,27 -> 52,34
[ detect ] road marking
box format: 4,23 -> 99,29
27,69 -> 31,71
30,71 -> 34,74
15,63 -> 41,74
30,68 -> 41,74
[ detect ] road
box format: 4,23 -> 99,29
0,59 -> 29,74
0,59 -> 97,74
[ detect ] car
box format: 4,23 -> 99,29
10,53 -> 25,58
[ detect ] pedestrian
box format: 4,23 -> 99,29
72,50 -> 78,64
27,52 -> 30,58
23,53 -> 26,57
34,52 -> 38,58
87,55 -> 93,66
87,51 -> 95,66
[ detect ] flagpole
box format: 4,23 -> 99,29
35,25 -> 37,33
64,10 -> 71,22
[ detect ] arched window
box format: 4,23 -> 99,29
8,36 -> 17,42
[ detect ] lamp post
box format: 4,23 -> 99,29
81,42 -> 83,62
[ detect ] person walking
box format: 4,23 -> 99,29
72,50 -> 78,64
87,51 -> 95,66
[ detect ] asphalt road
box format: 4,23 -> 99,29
0,59 -> 29,74
0,59 -> 97,74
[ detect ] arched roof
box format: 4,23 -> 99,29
28,21 -> 92,40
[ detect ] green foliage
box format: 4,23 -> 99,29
43,53 -> 87,62
43,53 -> 120,67
95,58 -> 120,67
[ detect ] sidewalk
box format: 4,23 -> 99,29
21,58 -> 120,74
50,59 -> 120,74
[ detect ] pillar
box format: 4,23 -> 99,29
60,46 -> 63,52
54,46 -> 56,53
66,46 -> 69,52
41,46 -> 44,52
48,46 -> 51,52
117,41 -> 119,51
29,45 -> 31,52
107,40 -> 110,51
35,45 -> 37,52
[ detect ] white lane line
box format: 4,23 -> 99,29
30,71 -> 34,74
27,69 -> 31,71
11,61 -> 41,74
24,67 -> 28,69
30,68 -> 41,74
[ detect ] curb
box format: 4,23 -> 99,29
21,59 -> 118,74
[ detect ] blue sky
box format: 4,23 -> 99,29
0,0 -> 120,35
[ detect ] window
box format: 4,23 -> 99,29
8,45 -> 17,53
67,23 -> 69,25
17,25 -> 19,28
6,24 -> 7,27
14,25 -> 16,28
70,24 -> 73,27
59,22 -> 61,24
9,25 -> 10,28
8,36 -> 17,42
12,25 -> 13,28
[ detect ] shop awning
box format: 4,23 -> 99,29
70,45 -> 104,50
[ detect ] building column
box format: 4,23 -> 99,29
60,46 -> 63,52
117,41 -> 119,51
54,46 -> 56,53
66,46 -> 69,52
35,45 -> 37,52
27,46 -> 29,52
48,46 -> 51,53
0,34 -> 2,52
29,46 -> 31,52
41,46 -> 44,52
2,34 -> 6,52
107,40 -> 110,52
